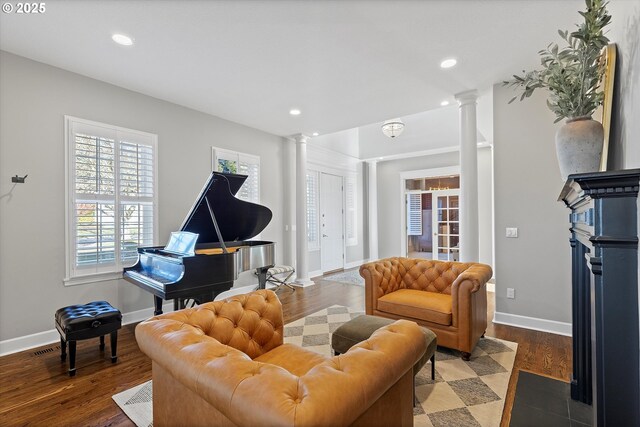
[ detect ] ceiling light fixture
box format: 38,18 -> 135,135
440,100 -> 450,106
112,33 -> 134,46
440,58 -> 457,69
289,109 -> 301,116
312,132 -> 319,137
381,118 -> 405,138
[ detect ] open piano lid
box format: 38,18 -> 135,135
179,172 -> 272,243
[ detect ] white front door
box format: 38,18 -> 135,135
320,173 -> 344,273
431,189 -> 460,261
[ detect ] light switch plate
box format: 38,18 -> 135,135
506,227 -> 518,238
507,288 -> 515,299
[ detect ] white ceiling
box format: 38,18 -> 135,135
0,0 -> 588,137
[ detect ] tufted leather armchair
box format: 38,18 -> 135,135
136,290 -> 428,427
360,257 -> 492,359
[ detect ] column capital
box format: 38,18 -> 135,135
291,133 -> 311,144
455,90 -> 478,106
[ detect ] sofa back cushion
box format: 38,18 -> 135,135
148,290 -> 284,359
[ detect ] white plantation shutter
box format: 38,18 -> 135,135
406,193 -> 422,236
306,170 -> 320,250
65,117 -> 158,283
212,148 -> 260,203
238,155 -> 260,203
345,175 -> 357,246
119,138 -> 155,262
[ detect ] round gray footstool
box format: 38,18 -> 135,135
331,315 -> 437,384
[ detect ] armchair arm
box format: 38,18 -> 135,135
451,263 -> 493,295
360,257 -> 404,314
137,314 -> 427,427
450,263 -> 492,341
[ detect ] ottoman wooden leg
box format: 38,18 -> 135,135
60,337 -> 67,362
68,341 -> 77,377
100,335 -> 105,351
431,354 -> 435,380
110,330 -> 118,363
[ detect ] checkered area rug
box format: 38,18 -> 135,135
113,306 -> 516,427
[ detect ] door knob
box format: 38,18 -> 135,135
323,234 -> 328,237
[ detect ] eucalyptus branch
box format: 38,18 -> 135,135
503,0 -> 610,122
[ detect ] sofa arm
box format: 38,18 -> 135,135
137,315 -> 427,427
136,290 -> 283,359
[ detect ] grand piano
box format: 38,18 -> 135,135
123,171 -> 275,315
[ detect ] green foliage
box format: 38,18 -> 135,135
503,0 -> 611,122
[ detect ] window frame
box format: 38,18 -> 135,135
211,147 -> 261,204
64,116 -> 158,286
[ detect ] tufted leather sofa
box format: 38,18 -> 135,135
360,257 -> 492,359
135,289 -> 428,427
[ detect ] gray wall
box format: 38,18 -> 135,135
491,0 -> 640,327
0,51 -> 284,341
608,1 -> 640,170
376,148 -> 493,266
492,85 -> 571,323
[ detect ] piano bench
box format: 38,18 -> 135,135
265,265 -> 296,292
54,301 -> 122,377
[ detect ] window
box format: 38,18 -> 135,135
212,147 -> 260,203
306,170 -> 320,251
345,174 -> 358,246
65,117 -> 158,284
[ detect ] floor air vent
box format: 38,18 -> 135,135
33,346 -> 59,357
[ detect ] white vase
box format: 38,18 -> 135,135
555,116 -> 604,181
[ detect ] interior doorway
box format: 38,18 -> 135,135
404,174 -> 460,261
320,172 -> 344,273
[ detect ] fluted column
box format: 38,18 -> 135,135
294,134 -> 314,286
455,90 -> 479,262
367,161 -> 379,261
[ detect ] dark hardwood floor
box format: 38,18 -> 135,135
0,275 -> 571,427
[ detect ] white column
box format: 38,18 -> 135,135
294,134 -> 314,286
282,138 -> 296,268
367,161 -> 379,261
455,90 -> 480,262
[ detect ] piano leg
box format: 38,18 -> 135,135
154,296 -> 164,316
256,266 -> 271,290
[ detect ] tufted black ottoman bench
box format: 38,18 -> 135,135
55,301 -> 122,376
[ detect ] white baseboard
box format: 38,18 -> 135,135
493,311 -> 572,336
308,269 -> 323,279
0,302 -> 172,357
344,259 -> 368,269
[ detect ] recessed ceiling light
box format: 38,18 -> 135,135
440,100 -> 450,106
378,157 -> 384,160
312,132 -> 319,137
289,109 -> 301,116
440,58 -> 457,69
112,34 -> 133,46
